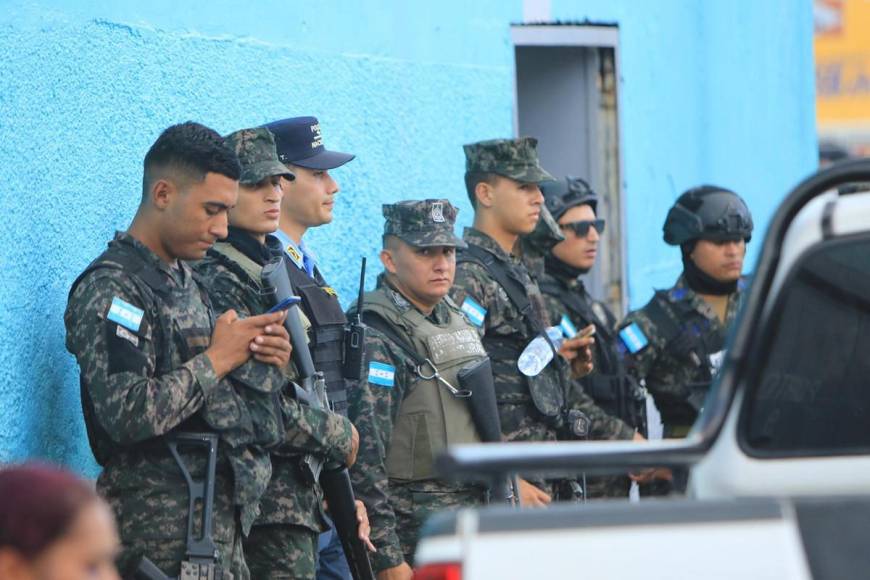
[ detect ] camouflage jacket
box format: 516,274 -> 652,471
618,275 -> 746,428
64,232 -> 269,544
537,271 -> 636,441
346,281 -> 484,571
451,228 -> 577,445
194,234 -> 353,533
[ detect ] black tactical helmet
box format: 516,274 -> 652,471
663,185 -> 753,246
541,176 -> 598,221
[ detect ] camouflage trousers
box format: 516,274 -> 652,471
390,482 -> 486,566
585,475 -> 631,500
121,534 -> 248,579
243,524 -> 318,580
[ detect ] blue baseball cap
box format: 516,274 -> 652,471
262,116 -> 355,170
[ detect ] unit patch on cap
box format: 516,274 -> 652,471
310,123 -> 323,149
367,362 -> 396,388
431,202 -> 445,223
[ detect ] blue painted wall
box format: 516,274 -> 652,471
0,0 -> 816,474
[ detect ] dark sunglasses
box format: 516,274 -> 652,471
560,219 -> 605,237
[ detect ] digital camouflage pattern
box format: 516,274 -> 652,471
224,127 -> 295,186
463,137 -> 554,184
382,198 -> 467,248
64,233 -> 259,578
619,275 -> 745,435
195,238 -> 355,578
452,227 -> 586,496
244,524 -> 318,580
346,283 -> 486,572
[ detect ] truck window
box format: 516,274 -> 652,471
744,236 -> 870,456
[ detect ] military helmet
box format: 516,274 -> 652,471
663,185 -> 753,246
541,176 -> 598,220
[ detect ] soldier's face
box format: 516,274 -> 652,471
160,172 -> 237,261
482,176 -> 544,235
280,166 -> 339,229
381,240 -> 456,309
229,176 -> 283,239
552,204 -> 599,270
17,501 -> 120,580
690,238 -> 746,282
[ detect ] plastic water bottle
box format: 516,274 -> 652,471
518,326 -> 564,377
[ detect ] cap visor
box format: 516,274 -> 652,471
291,149 -> 356,170
501,166 -> 555,185
398,232 -> 468,249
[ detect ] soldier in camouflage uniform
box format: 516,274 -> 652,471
618,185 -> 753,438
64,122 -> 300,578
193,127 -> 359,580
521,177 -> 651,498
346,199 -> 488,579
450,138 -> 595,504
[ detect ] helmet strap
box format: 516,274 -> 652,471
681,244 -> 737,296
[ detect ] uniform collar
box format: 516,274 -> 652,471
671,274 -> 743,324
463,227 -> 517,264
378,274 -> 451,324
114,231 -> 189,286
273,228 -> 317,273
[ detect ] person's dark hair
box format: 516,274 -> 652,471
464,171 -> 499,208
0,464 -> 99,560
142,121 -> 242,199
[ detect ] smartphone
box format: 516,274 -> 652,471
267,296 -> 301,314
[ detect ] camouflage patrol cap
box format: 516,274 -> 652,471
223,127 -> 295,186
383,199 -> 467,248
463,137 -> 554,184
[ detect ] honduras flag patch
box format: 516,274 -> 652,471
619,322 -> 649,354
107,296 -> 144,333
559,314 -> 578,339
367,362 -> 396,388
460,297 -> 486,327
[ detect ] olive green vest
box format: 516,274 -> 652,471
364,289 -> 484,482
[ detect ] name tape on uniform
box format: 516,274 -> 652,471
559,314 -> 578,339
107,297 -> 144,333
619,322 -> 649,354
367,362 -> 396,388
460,297 -> 486,327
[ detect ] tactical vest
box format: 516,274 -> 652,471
539,277 -> 645,431
457,245 -> 567,422
68,240 -> 214,465
363,290 -> 483,482
644,289 -> 725,425
284,259 -> 350,415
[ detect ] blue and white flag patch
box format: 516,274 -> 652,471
460,297 -> 486,327
107,297 -> 144,333
559,314 -> 578,339
367,362 -> 396,388
619,322 -> 649,354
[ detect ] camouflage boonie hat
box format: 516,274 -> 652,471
224,127 -> 295,185
383,199 -> 467,248
463,137 -> 554,184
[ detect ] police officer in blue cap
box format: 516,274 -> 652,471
257,116 -> 364,580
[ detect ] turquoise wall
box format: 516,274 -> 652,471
0,0 -> 817,474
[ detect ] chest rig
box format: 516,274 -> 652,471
457,245 -> 567,422
69,241 -> 215,465
363,289 -> 484,481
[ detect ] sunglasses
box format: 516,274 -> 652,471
560,219 -> 605,237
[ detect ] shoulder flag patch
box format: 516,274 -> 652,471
559,314 -> 578,339
107,296 -> 144,333
619,322 -> 649,355
367,362 -> 396,388
460,297 -> 486,327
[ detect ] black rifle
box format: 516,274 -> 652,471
134,432 -> 222,580
261,257 -> 375,580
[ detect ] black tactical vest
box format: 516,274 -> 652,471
284,261 -> 350,415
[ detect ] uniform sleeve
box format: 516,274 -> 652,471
198,264 -> 354,463
347,330 -> 409,572
617,309 -> 662,382
450,261 -> 498,335
569,382 -> 635,441
64,275 -> 216,445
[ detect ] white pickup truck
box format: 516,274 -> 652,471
413,160 -> 870,580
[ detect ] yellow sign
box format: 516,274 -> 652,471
815,0 -> 870,129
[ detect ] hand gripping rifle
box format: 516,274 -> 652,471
261,257 -> 375,580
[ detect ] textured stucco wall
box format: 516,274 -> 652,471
0,0 -> 816,475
